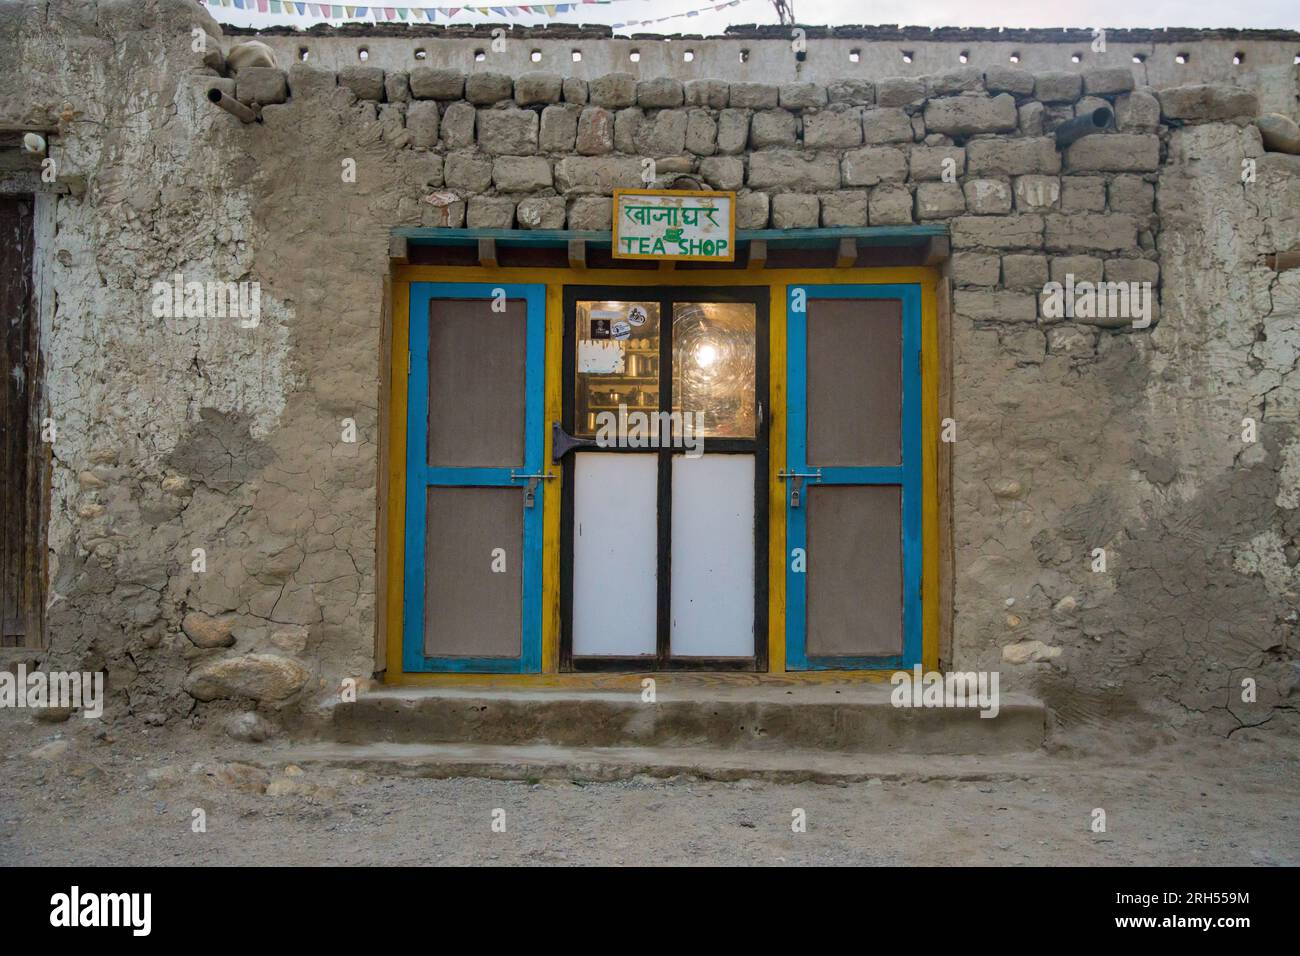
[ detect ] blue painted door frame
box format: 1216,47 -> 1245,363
402,282 -> 546,673
784,283 -> 923,670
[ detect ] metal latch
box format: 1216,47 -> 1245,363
778,469 -> 822,508
510,470 -> 555,508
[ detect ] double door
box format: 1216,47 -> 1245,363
558,286 -> 769,670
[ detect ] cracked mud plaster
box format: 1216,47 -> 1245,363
5,0 -> 1297,742
955,121 -> 1298,738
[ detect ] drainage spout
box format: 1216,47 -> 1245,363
1055,107 -> 1114,147
207,87 -> 258,124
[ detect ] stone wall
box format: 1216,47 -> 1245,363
2,0 -> 1297,741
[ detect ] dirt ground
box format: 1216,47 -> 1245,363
2,713 -> 1297,866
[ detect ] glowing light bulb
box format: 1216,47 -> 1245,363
695,343 -> 718,369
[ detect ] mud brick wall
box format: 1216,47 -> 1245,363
2,0 -> 1298,740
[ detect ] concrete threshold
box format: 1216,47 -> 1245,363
271,741 -> 1056,786
326,682 -> 1047,756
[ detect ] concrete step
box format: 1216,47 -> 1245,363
272,741 -> 1056,786
325,682 -> 1046,756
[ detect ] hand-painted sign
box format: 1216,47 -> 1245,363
612,189 -> 736,262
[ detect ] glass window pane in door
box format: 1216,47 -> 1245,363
672,302 -> 756,440
574,300 -> 661,438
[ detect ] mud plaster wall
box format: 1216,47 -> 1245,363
1,0 -> 1297,739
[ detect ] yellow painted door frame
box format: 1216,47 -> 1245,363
385,263 -> 941,686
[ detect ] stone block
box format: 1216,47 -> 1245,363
827,79 -> 874,105
964,178 -> 1013,215
950,214 -> 1045,249
985,66 -> 1035,96
803,108 -> 864,148
441,101 -> 476,148
464,72 -> 512,104
966,137 -> 1061,176
954,289 -> 1039,323
1013,175 -> 1061,210
516,196 -> 566,229
842,146 -> 908,186
567,196 -> 613,230
908,145 -> 965,181
1044,212 -> 1139,252
750,109 -> 798,148
1065,133 -> 1160,172
717,109 -> 751,154
540,103 -> 580,152
514,72 -> 563,106
875,76 -> 926,107
406,100 -> 440,148
780,82 -> 828,109
699,156 -> 744,190
952,251 -> 1001,286
492,156 -> 552,192
819,190 -> 869,226
869,184 -> 913,224
554,155 -> 645,195
444,150 -> 493,192
338,65 -> 384,101
684,79 -> 730,109
467,196 -> 516,229
477,108 -> 539,155
735,190 -> 770,228
730,82 -> 779,109
772,193 -> 820,228
638,77 -> 684,108
924,93 -> 1018,136
412,67 -> 467,100
747,149 -> 841,191
1001,254 -> 1049,290
236,67 -> 286,105
1034,72 -> 1082,103
685,110 -> 718,155
916,181 -> 966,219
861,107 -> 914,144
1157,84 -> 1259,122
1082,67 -> 1135,96
576,107 -> 615,155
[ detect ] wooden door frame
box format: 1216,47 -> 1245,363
400,282 -> 548,673
1,193 -> 46,651
783,282 -> 924,670
558,284 -> 770,672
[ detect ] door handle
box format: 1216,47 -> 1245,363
551,420 -> 599,462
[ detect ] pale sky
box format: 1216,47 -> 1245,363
203,0 -> 1300,35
